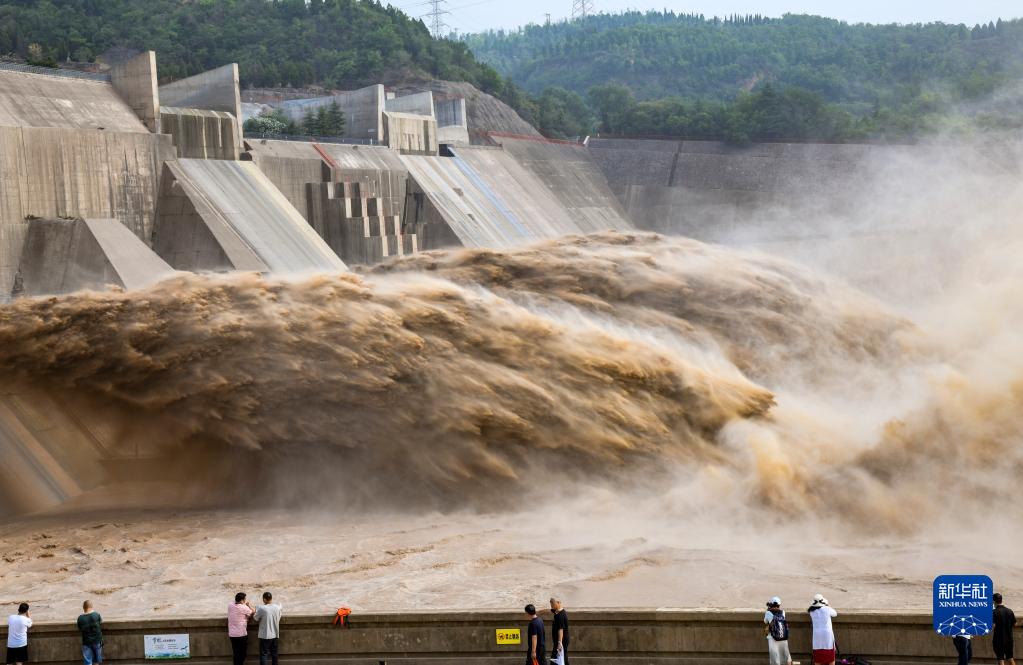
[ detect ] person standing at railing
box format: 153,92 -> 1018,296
994,593 -> 1017,665
764,597 -> 792,665
254,592 -> 283,665
76,600 -> 103,665
228,592 -> 256,665
5,603 -> 32,665
808,594 -> 838,665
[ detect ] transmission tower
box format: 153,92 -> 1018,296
426,0 -> 450,38
571,0 -> 593,21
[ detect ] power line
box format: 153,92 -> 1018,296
571,0 -> 594,21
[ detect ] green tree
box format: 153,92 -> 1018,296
536,87 -> 592,137
587,83 -> 635,134
322,100 -> 346,137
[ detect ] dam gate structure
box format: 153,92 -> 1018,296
0,50 -> 632,520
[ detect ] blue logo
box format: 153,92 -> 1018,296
933,575 -> 993,636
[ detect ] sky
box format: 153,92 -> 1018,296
392,0 -> 1023,36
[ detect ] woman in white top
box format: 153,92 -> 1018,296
764,597 -> 793,665
808,594 -> 838,665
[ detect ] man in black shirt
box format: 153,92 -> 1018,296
76,600 -> 103,665
994,593 -> 1017,665
525,604 -> 546,665
550,597 -> 569,665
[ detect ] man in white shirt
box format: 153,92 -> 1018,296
6,603 -> 33,665
808,594 -> 838,665
254,592 -> 283,665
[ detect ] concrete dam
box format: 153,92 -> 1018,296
2,53 -> 1019,522
0,53 -> 637,519
4,49 -> 1023,663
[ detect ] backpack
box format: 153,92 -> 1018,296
769,612 -> 789,641
332,607 -> 351,628
838,657 -> 870,665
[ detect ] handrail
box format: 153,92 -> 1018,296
0,61 -> 110,81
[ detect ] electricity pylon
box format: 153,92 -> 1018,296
426,0 -> 450,38
571,0 -> 594,21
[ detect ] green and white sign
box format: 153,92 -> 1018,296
144,634 -> 190,659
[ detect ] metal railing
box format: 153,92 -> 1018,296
0,61 -> 110,81
243,132 -> 377,145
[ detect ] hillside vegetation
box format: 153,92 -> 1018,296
0,0 -> 507,95
5,3 -> 1021,142
466,13 -> 1023,140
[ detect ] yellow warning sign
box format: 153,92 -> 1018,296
496,628 -> 521,645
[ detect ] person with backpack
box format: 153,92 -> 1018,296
764,597 -> 792,665
809,594 -> 838,665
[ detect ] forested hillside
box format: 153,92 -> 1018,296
0,0 -> 506,92
5,3 -> 1021,142
466,12 -> 1023,139
467,13 -> 1023,105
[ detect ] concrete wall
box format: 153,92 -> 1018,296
279,85 -> 385,142
245,139 -> 452,264
14,217 -> 174,297
0,126 -> 176,300
385,91 -> 435,117
400,153 -> 531,248
383,111 -> 438,155
494,136 -> 633,233
109,51 -> 161,133
152,159 -> 346,273
0,390 -> 110,519
447,145 -> 604,238
2,610 -> 1018,665
0,70 -> 148,132
158,64 -> 243,146
435,97 -> 467,128
585,138 -> 882,237
435,97 -> 469,144
244,139 -> 331,220
161,107 -> 240,160
392,80 -> 541,140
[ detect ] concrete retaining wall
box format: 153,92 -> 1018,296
280,85 -> 385,143
161,107 -> 240,160
435,98 -> 469,145
14,217 -> 174,296
496,136 -> 633,233
159,64 -> 243,147
0,70 -> 148,132
1,610 -> 1016,665
0,126 -> 175,299
383,111 -> 438,155
109,51 -> 161,133
585,138 -> 884,237
385,91 -> 435,117
0,389 -> 112,519
447,146 -> 606,238
152,159 -> 346,273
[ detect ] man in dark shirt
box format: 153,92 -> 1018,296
525,604 -> 546,665
550,597 -> 569,665
76,600 -> 103,665
994,593 -> 1017,665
